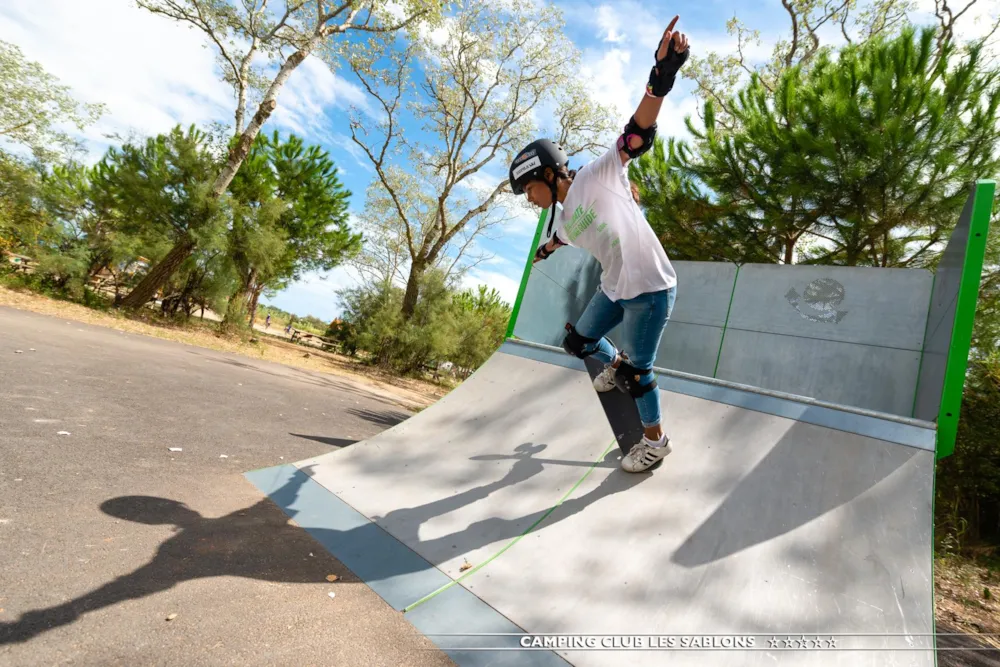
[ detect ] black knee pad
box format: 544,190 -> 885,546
614,359 -> 658,397
562,323 -> 599,359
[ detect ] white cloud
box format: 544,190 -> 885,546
271,54 -> 372,142
0,0 -> 234,160
503,205 -> 544,238
0,0 -> 376,164
595,5 -> 625,43
455,168 -> 504,195
460,268 -> 522,307
569,4 -> 719,144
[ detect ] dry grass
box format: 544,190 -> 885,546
0,285 -> 453,410
936,552 -> 1000,648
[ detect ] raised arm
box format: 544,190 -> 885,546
618,16 -> 690,165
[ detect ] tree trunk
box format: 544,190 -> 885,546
118,236 -> 196,311
784,236 -> 795,264
248,284 -> 262,327
401,263 -> 424,320
121,39 -> 319,311
223,266 -> 255,330
177,270 -> 200,317
209,37 -> 320,198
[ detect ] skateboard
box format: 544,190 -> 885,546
582,352 -> 647,458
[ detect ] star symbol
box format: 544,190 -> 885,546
768,636 -> 781,649
784,636 -> 799,649
825,637 -> 838,649
800,635 -> 812,649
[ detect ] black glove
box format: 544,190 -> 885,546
647,39 -> 689,97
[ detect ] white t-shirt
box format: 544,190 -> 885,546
552,142 -> 677,301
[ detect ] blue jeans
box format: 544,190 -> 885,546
574,286 -> 676,428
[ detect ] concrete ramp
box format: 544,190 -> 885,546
247,340 -> 936,667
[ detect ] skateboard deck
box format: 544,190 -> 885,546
583,355 -> 646,457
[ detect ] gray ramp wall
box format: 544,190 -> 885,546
717,264 -> 933,417
513,250 -> 933,417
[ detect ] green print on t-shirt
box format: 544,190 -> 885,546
566,205 -> 597,241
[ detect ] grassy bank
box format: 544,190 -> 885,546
0,279 -> 455,411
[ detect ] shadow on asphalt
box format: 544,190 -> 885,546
0,444 -> 642,646
0,490 -> 347,645
289,433 -> 357,448
346,407 -> 409,428
936,622 -> 1000,667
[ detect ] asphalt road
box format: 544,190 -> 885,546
0,306 -> 453,667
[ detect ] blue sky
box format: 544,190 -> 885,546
0,0 -> 975,322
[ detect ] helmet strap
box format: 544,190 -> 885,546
545,172 -> 561,237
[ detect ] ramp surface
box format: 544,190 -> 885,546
248,340 -> 936,667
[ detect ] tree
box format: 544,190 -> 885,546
348,0 -> 615,319
91,125 -> 228,306
450,284 -> 510,375
39,161 -> 128,283
159,247 -> 237,319
0,153 -> 47,254
674,27 -> 1000,266
334,268 -> 510,375
125,0 -> 439,311
791,29 -> 1000,267
222,130 -> 360,330
686,89 -> 827,264
936,353 -> 1000,548
627,137 -> 775,264
0,40 -> 106,161
682,0 -> 998,134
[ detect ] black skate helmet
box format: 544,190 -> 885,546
508,139 -> 568,195
509,139 -> 569,237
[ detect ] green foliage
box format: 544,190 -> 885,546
223,130 -> 360,330
0,152 -> 46,253
674,27 -> 1000,267
683,0 -> 922,133
791,29 -> 1000,267
450,284 -> 512,373
91,124 -> 227,246
159,248 -> 237,319
628,138 -> 773,264
972,203 -> 1000,356
0,39 -> 106,161
937,354 -> 1000,549
336,270 -> 510,376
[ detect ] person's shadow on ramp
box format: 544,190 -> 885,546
366,444 -> 648,558
0,444 -> 645,645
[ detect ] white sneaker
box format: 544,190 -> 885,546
593,361 -> 618,392
621,437 -> 672,473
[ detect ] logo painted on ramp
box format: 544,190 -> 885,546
785,278 -> 848,323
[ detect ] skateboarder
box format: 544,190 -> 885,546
508,17 -> 689,473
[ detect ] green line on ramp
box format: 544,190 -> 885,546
402,438 -> 617,613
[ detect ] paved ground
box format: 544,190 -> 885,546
936,622 -> 1000,667
0,306 -> 453,667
